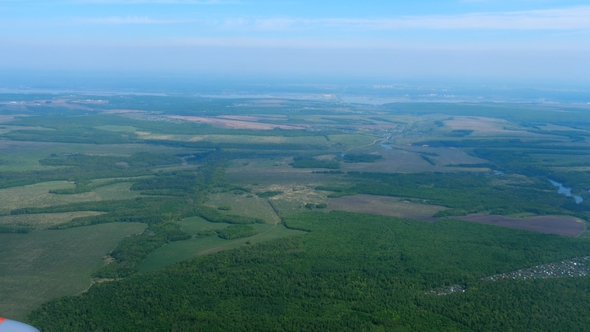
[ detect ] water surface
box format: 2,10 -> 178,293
549,180 -> 583,204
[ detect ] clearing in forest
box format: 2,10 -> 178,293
456,214 -> 585,237
328,194 -> 446,221
0,223 -> 146,320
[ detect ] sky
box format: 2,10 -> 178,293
1,0 -> 590,87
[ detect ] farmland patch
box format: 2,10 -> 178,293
205,192 -> 281,224
138,217 -> 305,272
0,222 -> 146,320
167,115 -> 307,130
456,214 -> 585,237
0,211 -> 104,229
328,194 -> 446,221
0,181 -> 138,211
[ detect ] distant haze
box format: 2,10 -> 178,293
1,1 -> 589,90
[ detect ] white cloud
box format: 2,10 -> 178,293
17,6 -> 590,31
72,0 -> 235,4
237,6 -> 590,31
74,16 -> 190,24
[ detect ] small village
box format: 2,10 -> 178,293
483,256 -> 590,281
428,256 -> 590,296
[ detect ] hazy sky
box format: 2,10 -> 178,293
2,0 -> 590,86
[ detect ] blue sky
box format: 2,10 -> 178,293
1,0 -> 590,86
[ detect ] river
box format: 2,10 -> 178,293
549,180 -> 583,204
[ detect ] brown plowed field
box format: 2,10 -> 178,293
456,214 -> 585,237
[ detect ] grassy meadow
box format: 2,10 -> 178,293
139,217 -> 305,272
0,223 -> 146,320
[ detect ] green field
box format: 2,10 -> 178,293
0,222 -> 146,320
138,217 -> 305,272
0,181 -> 138,211
205,192 -> 281,223
0,211 -> 104,229
0,140 -> 192,172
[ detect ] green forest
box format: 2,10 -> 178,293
27,212 -> 590,331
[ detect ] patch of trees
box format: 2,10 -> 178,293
420,155 -> 436,165
40,152 -> 182,171
290,156 -> 340,169
197,230 -> 216,237
182,205 -> 265,224
449,129 -> 473,137
256,190 -> 282,198
217,225 -> 259,240
94,221 -> 191,278
305,202 -> 327,209
341,153 -> 382,163
0,225 -> 33,234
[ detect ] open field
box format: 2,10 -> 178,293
440,116 -> 564,139
328,194 -> 446,221
0,141 -> 192,171
139,217 -> 305,272
0,181 -> 138,211
205,192 -> 281,224
0,211 -> 104,229
167,115 -> 307,130
456,214 -> 585,237
340,147 -> 490,173
342,149 -> 439,173
136,132 -> 328,145
0,222 -> 146,320
327,134 -> 378,147
0,125 -> 52,135
226,160 -> 333,187
95,125 -> 138,132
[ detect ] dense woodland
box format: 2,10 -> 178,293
27,212 -> 590,331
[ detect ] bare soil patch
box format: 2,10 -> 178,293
329,194 -> 445,221
456,214 -> 585,237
